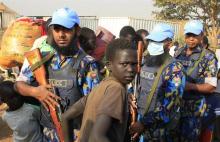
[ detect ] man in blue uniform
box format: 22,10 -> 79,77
15,7 -> 100,141
130,23 -> 185,142
174,20 -> 218,142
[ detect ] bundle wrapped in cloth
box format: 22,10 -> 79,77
92,26 -> 115,61
0,17 -> 45,68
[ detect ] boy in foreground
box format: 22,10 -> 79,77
61,38 -> 137,142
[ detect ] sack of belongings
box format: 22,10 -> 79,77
92,26 -> 115,61
0,17 -> 45,68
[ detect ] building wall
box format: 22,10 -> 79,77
98,17 -> 130,37
1,12 -> 18,29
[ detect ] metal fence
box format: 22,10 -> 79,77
79,16 -> 99,31
79,17 -> 181,39
129,18 -> 181,39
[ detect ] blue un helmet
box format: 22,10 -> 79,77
49,7 -> 80,29
146,23 -> 174,42
184,20 -> 203,35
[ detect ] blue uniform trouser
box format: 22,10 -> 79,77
180,116 -> 202,141
138,114 -> 176,142
202,93 -> 220,131
180,97 -> 206,141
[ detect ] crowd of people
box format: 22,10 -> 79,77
0,7 -> 220,142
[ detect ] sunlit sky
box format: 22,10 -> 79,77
0,0 -> 156,18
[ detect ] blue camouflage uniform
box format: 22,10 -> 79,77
17,8 -> 100,142
19,48 -> 99,142
201,66 -> 220,138
175,45 -> 218,141
138,58 -> 185,141
135,23 -> 185,142
174,20 -> 218,141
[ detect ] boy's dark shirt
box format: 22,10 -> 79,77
79,77 -> 128,142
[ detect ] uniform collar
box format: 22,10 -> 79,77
51,48 -> 83,69
176,45 -> 202,57
187,45 -> 203,54
53,47 -> 83,59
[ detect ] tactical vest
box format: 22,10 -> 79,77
175,46 -> 207,99
137,59 -> 174,115
40,51 -> 86,129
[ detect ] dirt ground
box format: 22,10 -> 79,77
0,104 -> 12,142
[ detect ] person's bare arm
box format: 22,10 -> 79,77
185,82 -> 216,94
14,81 -> 60,110
91,114 -> 112,142
61,95 -> 88,142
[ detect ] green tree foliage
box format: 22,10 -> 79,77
153,0 -> 220,48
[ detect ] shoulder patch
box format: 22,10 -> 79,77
83,55 -> 96,62
204,51 -> 215,60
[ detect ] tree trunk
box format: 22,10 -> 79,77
207,26 -> 220,51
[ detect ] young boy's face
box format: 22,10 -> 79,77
109,49 -> 137,85
185,33 -> 202,49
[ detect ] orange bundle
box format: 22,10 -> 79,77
0,17 -> 44,68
